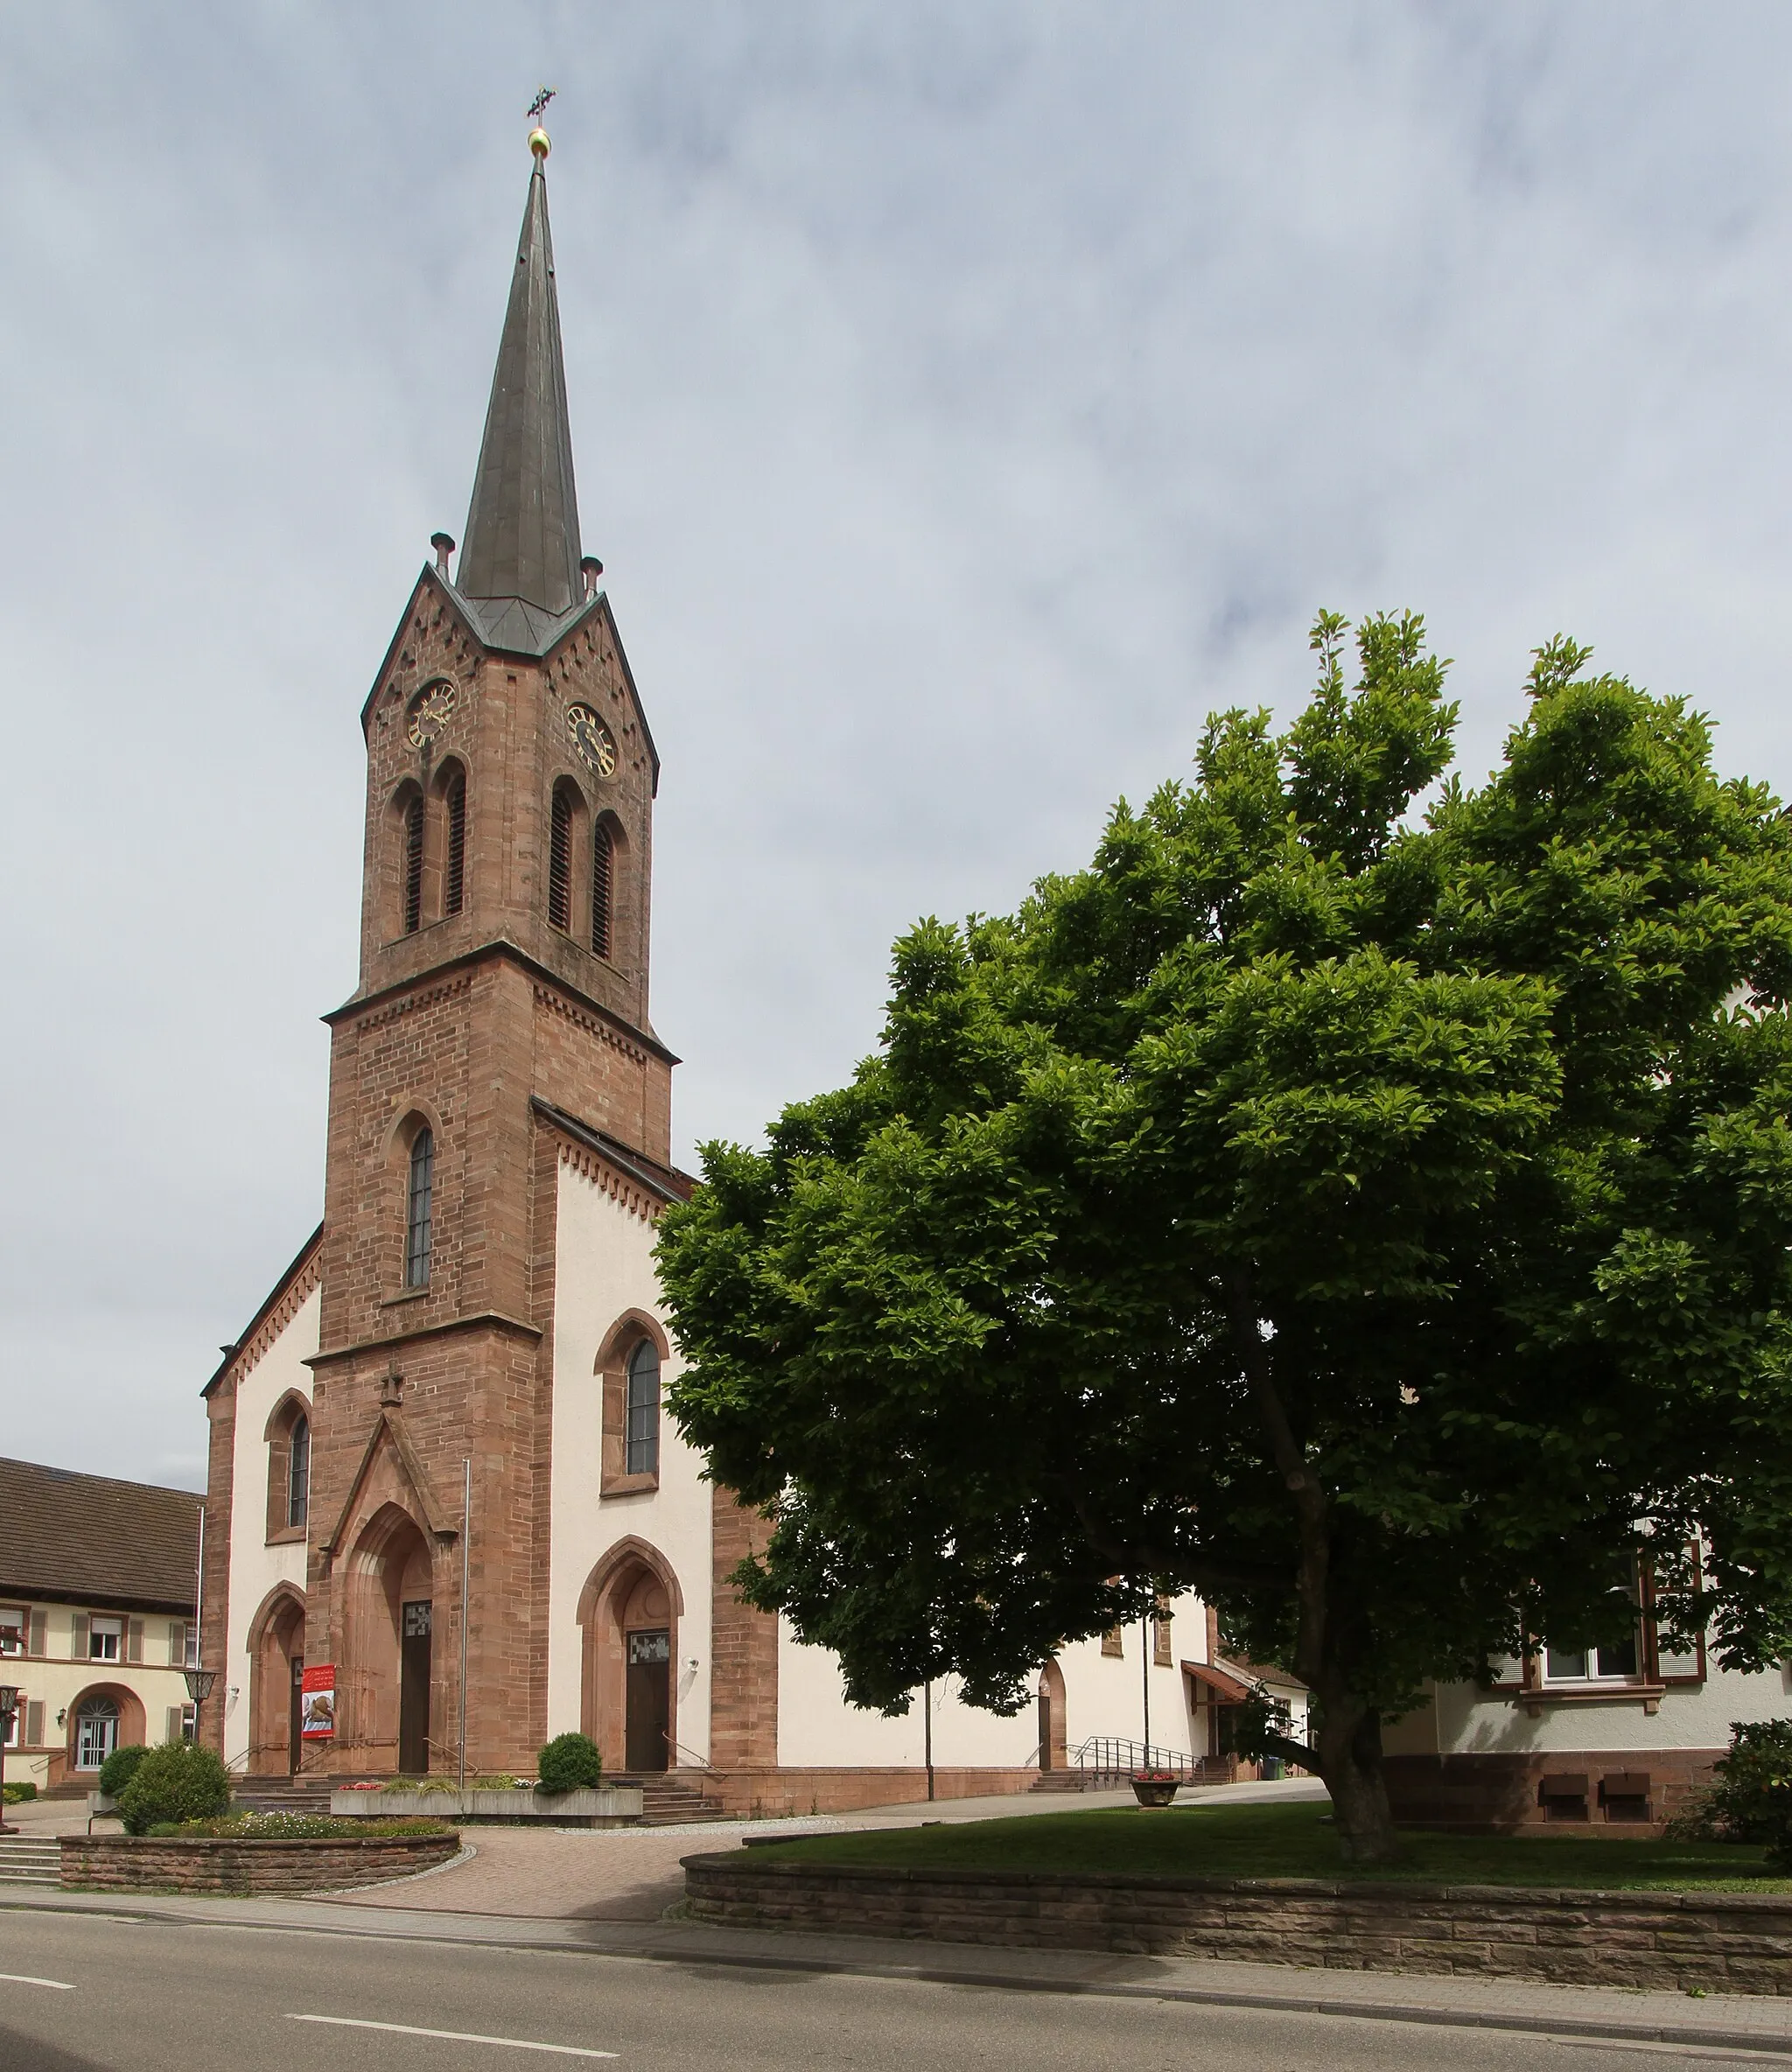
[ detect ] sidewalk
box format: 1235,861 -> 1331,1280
2,1876 -> 1789,2054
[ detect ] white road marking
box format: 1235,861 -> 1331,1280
285,2014 -> 617,2058
0,1974 -> 75,1991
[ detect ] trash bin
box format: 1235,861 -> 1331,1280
1261,1756 -> 1283,1781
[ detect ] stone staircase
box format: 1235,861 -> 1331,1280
229,1774 -> 339,1816
613,1771 -> 730,1824
1028,1768 -> 1102,1793
0,1835 -> 60,1886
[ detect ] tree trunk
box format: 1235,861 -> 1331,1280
1312,1684 -> 1400,1865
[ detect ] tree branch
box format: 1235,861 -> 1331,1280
1061,1480 -> 1286,1594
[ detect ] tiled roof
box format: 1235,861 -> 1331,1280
0,1458 -> 200,1614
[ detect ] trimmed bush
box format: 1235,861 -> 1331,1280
536,1732 -> 603,1792
2,1781 -> 37,1804
1671,1719 -> 1792,1862
98,1744 -> 150,1798
116,1741 -> 230,1835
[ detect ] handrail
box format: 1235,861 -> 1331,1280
1073,1736 -> 1205,1777
668,1740 -> 712,1770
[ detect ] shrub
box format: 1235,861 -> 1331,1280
2,1781 -> 37,1804
116,1741 -> 230,1835
536,1732 -> 603,1793
1670,1720 -> 1792,1860
98,1745 -> 150,1798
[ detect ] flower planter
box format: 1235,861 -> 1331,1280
329,1784 -> 642,1826
1130,1776 -> 1180,1807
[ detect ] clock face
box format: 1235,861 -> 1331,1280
406,680 -> 458,748
567,703 -> 618,778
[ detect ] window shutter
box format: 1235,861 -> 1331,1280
127,1620 -> 144,1663
25,1702 -> 43,1747
27,1611 -> 45,1657
72,1614 -> 88,1662
168,1620 -> 186,1666
165,1706 -> 186,1745
548,787 -> 573,931
592,821 -> 613,957
403,793 -> 424,934
444,771 -> 466,916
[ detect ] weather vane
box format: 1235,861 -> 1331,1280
528,85 -> 556,159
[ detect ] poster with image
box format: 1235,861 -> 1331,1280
299,1663 -> 335,1739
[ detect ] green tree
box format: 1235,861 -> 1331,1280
658,614 -> 1792,1862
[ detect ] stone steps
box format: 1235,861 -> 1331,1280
230,1775 -> 340,1816
612,1772 -> 731,1824
0,1836 -> 61,1886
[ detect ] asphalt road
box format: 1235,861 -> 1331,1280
0,1910 -> 1732,2070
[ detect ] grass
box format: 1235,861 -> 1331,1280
741,1800 -> 1790,1893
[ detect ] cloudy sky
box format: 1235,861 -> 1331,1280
4,4 -> 1791,1490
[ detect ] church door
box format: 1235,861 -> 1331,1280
400,1601 -> 432,1774
626,1629 -> 670,1771
288,1656 -> 304,1775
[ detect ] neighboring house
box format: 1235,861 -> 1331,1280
1383,1574 -> 1786,1830
0,1457 -> 202,1794
199,134 -> 1218,1816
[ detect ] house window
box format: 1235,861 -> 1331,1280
592,821 -> 613,958
74,1697 -> 119,1770
406,1127 -> 434,1289
444,769 -> 466,916
88,1616 -> 122,1663
288,1412 -> 311,1530
1545,1639 -> 1638,1683
0,1609 -> 23,1657
625,1339 -> 661,1476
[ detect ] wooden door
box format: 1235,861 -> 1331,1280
400,1600 -> 432,1774
625,1628 -> 670,1772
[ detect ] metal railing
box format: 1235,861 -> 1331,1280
1072,1737 -> 1209,1781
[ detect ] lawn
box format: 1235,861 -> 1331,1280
741,1799 -> 1788,1892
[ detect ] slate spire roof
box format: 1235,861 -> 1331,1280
458,150 -> 584,617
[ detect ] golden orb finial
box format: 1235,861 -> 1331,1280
527,87 -> 556,162
529,126 -> 550,158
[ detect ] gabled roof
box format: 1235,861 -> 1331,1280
202,1222 -> 324,1399
531,1096 -> 696,1203
0,1457 -> 201,1615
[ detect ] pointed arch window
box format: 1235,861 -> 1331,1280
402,794 -> 424,934
549,785 -> 574,932
444,770 -> 466,917
405,1127 -> 434,1289
625,1339 -> 661,1476
287,1413 -> 310,1530
592,821 -> 613,959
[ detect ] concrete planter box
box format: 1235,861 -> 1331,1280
86,1792 -> 117,1815
682,1854 -> 1792,1998
330,1785 -> 641,1826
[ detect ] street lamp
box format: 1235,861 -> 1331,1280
182,1668 -> 217,1746
0,1685 -> 18,1834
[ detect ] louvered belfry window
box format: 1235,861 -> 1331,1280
444,771 -> 466,917
548,786 -> 573,932
402,794 -> 425,934
406,1127 -> 434,1289
592,821 -> 613,958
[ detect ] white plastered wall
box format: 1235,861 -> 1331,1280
547,1159 -> 714,1759
220,1284 -> 318,1770
775,1590 -> 1212,1769
1386,1661 -> 1790,1760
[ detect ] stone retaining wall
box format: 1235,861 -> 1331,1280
682,1854 -> 1792,1996
61,1831 -> 460,1895
696,1768 -> 1040,1819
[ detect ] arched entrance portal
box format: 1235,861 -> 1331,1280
248,1584 -> 307,1775
1037,1660 -> 1068,1772
344,1504 -> 436,1774
577,1539 -> 683,1774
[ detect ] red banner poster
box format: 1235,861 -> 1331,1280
299,1663 -> 336,1740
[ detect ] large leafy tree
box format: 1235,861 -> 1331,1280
658,614 -> 1792,1861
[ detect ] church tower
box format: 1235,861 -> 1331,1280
301,126 -> 677,1774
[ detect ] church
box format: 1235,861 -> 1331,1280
199,127 -> 1227,1816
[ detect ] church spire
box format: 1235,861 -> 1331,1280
458,128 -> 584,616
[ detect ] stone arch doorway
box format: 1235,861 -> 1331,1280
66,1684 -> 145,1779
344,1502 -> 436,1774
577,1538 -> 683,1774
247,1583 -> 307,1775
1037,1660 -> 1068,1772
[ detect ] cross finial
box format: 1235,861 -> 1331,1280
528,86 -> 556,158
